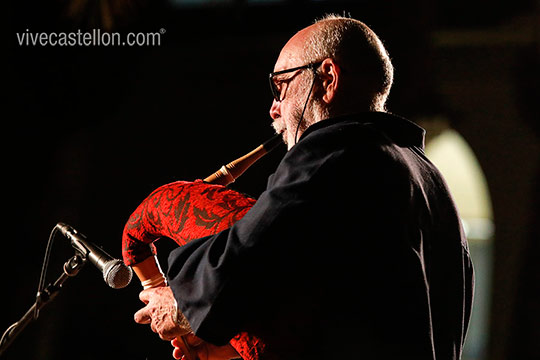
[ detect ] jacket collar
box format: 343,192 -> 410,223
300,111 -> 426,149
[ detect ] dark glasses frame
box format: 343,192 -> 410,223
268,62 -> 322,102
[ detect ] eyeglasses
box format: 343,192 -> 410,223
268,62 -> 322,102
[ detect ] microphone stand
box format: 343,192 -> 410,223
0,254 -> 86,357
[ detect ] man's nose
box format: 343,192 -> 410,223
269,99 -> 281,120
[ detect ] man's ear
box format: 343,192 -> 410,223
318,58 -> 341,104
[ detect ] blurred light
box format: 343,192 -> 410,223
423,119 -> 494,360
425,126 -> 494,238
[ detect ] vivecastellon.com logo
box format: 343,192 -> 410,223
16,28 -> 166,47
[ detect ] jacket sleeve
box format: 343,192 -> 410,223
166,137 -> 340,345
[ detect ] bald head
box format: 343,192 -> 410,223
270,15 -> 394,148
280,16 -> 393,110
307,16 -> 393,111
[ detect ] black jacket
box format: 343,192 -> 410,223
167,112 -> 474,360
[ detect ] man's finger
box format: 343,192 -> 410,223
161,328 -> 185,341
138,289 -> 151,304
171,337 -> 185,359
134,308 -> 151,324
184,334 -> 204,347
172,345 -> 184,360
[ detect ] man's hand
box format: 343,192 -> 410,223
134,286 -> 192,340
171,335 -> 240,360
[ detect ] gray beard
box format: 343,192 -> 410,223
288,97 -> 329,145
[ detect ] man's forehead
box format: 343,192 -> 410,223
273,50 -> 299,72
273,24 -> 318,72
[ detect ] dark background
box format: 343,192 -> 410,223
4,1 -> 539,359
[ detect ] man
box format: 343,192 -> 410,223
134,15 -> 474,360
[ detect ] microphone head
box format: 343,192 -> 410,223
103,260 -> 133,289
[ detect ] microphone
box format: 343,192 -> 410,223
56,223 -> 133,289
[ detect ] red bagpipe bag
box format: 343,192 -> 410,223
122,179 -> 265,360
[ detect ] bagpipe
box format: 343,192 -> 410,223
122,134 -> 282,360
